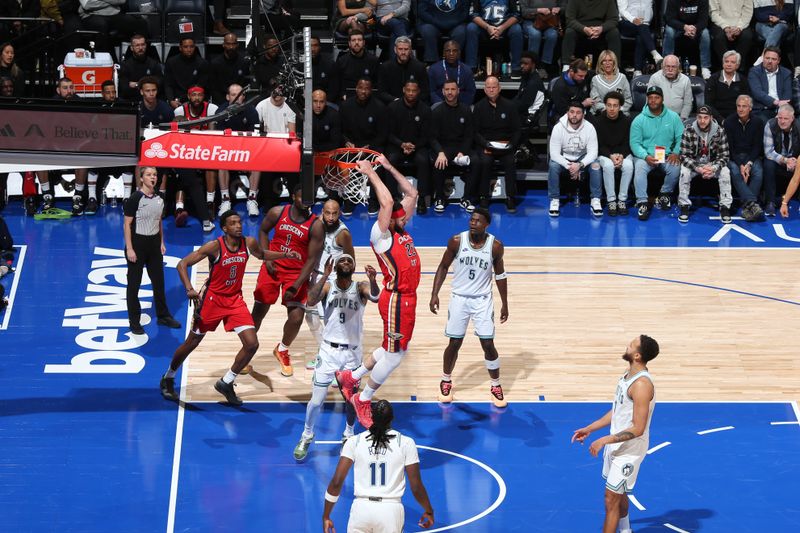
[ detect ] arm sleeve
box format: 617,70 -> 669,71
370,221 -> 392,253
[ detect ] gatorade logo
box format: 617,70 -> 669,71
82,70 -> 96,84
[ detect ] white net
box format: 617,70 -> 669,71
321,149 -> 382,205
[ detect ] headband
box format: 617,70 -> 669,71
391,207 -> 406,219
188,85 -> 204,95
336,253 -> 355,266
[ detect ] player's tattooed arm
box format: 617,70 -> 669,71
609,431 -> 636,443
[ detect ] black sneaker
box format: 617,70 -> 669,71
505,198 -> 517,214
510,69 -> 522,80
160,376 -> 178,401
42,194 -> 53,211
72,195 -> 84,216
207,201 -> 215,220
479,197 -> 490,209
637,202 -> 651,221
656,193 -> 671,210
720,205 -> 731,224
342,200 -> 354,217
765,203 -> 776,217
433,199 -> 445,213
85,197 -> 98,215
608,201 -> 618,217
678,204 -> 690,223
368,199 -> 379,217
25,197 -> 36,216
459,198 -> 475,213
175,208 -> 188,227
131,324 -> 145,335
618,201 -> 629,216
158,316 -> 182,329
417,198 -> 427,215
214,378 -> 243,406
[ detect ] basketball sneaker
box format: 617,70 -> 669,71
293,433 -> 314,462
335,369 -> 359,402
247,199 -> 259,217
85,197 -> 98,215
71,195 -> 84,216
350,394 -> 373,428
42,194 -> 53,211
175,208 -> 188,227
217,198 -> 231,216
160,376 -> 178,401
273,344 -> 293,376
490,385 -> 507,408
214,378 -> 243,406
438,380 -> 453,403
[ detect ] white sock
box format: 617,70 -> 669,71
222,369 -> 237,384
490,378 -> 501,387
442,373 -> 451,382
618,514 -> 631,531
221,189 -> 230,200
359,384 -> 376,402
176,201 -> 184,210
352,364 -> 368,380
206,191 -> 214,202
165,368 -> 177,378
121,172 -> 133,199
75,183 -> 85,193
88,183 -> 97,199
41,181 -> 51,194
278,341 -> 289,352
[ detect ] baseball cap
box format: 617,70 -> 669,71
646,86 -> 663,97
696,104 -> 713,116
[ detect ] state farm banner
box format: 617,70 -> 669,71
138,129 -> 301,172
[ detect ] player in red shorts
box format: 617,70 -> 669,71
336,155 -> 421,428
250,184 -> 324,377
159,210 -> 300,405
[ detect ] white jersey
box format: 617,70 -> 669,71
609,370 -> 655,457
317,223 -> 349,275
452,231 -> 495,297
341,429 -> 419,500
322,280 -> 364,345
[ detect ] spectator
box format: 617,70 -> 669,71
723,94 -> 765,221
753,0 -> 793,53
209,32 -> 250,105
514,51 -> 546,120
254,85 -> 297,213
519,0 -> 564,76
253,35 -> 285,96
617,0 -> 663,76
676,104 -> 733,223
334,0 -> 374,35
216,83 -> 260,216
589,49 -> 632,115
1,0 -> 44,40
118,35 -> 163,102
428,39 -> 476,105
562,0 -> 621,66
333,29 -> 379,102
138,75 -> 174,128
0,75 -> 12,96
472,76 -> 522,212
377,35 -> 430,104
705,50 -> 749,120
763,103 -> 800,216
629,85 -> 684,220
0,42 -> 25,96
386,80 -> 432,213
647,55 -> 693,120
709,0 -> 754,62
374,0 -> 412,58
311,89 -> 343,153
589,91 -> 634,215
416,0 -> 470,64
339,77 -> 388,215
466,0 -> 523,78
310,35 -> 337,94
429,79 -> 475,213
547,100 -> 599,217
550,58 -> 593,119
259,0 -> 300,40
78,0 -> 149,54
663,0 -> 712,80
164,37 -> 210,108
747,46 -> 792,123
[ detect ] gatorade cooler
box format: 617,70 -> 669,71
59,51 -> 117,98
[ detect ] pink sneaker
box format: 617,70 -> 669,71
350,394 -> 373,428
438,380 -> 453,403
335,369 -> 359,402
490,385 -> 507,408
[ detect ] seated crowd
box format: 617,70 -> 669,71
4,0 -> 800,224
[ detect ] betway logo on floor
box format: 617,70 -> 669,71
45,247 -> 179,374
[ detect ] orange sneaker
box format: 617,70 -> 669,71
438,380 -> 453,403
490,385 -> 507,408
350,394 -> 373,428
335,369 -> 359,402
273,344 -> 293,377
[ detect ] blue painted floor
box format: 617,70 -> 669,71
1,189 -> 800,531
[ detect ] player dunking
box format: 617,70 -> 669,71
159,211 -> 300,405
292,254 -> 380,462
304,198 -> 355,369
572,335 -> 660,533
250,185 -> 324,376
323,400 -> 434,533
336,155 -> 420,429
429,207 -> 510,407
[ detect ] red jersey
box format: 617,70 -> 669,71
269,205 -> 317,271
181,101 -> 211,130
372,227 -> 421,294
206,236 -> 249,297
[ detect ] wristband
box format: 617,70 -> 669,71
324,491 -> 339,503
495,272 -> 508,281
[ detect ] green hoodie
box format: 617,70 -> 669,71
629,104 -> 684,159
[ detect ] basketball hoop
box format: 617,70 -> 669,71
315,148 -> 382,205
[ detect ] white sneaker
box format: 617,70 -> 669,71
652,51 -> 663,63
794,66 -> 800,78
202,220 -> 214,232
633,70 -> 642,77
701,67 -> 712,80
246,199 -> 259,217
753,56 -> 763,67
590,198 -> 603,217
549,198 -> 560,217
217,199 -> 231,216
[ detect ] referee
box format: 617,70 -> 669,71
124,166 -> 181,335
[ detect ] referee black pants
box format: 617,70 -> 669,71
127,233 -> 170,327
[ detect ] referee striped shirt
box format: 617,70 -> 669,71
124,191 -> 163,236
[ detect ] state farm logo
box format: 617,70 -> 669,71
144,142 -> 168,159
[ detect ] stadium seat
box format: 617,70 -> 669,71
630,74 -> 651,114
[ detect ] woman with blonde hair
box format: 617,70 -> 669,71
589,50 -> 632,115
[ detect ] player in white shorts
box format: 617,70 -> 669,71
293,253 -> 379,461
305,199 -> 355,369
323,400 -> 434,533
429,207 -> 510,407
572,335 -> 660,533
